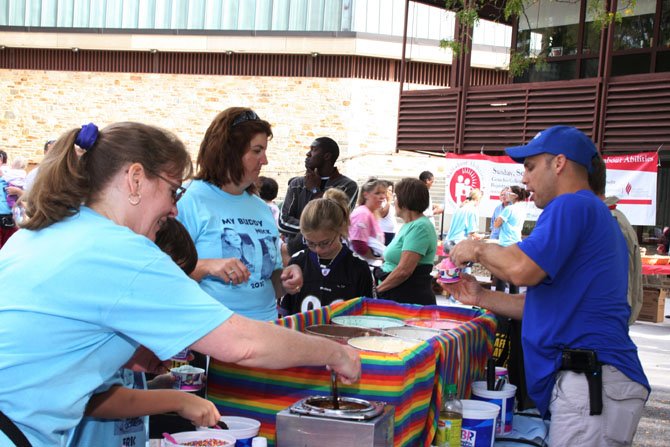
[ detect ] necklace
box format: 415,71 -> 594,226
317,246 -> 343,276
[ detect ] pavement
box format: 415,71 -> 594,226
630,295 -> 670,446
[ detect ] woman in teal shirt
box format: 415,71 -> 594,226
376,178 -> 437,305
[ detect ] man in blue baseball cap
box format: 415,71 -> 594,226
441,125 -> 649,446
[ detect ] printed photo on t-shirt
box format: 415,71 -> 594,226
221,227 -> 256,272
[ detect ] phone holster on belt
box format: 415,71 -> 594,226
560,348 -> 603,416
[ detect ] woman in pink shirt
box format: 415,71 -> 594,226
349,178 -> 386,265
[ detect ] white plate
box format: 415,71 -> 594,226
347,336 -> 421,353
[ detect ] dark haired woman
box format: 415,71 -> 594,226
177,107 -> 303,321
493,185 -> 530,294
376,178 -> 437,305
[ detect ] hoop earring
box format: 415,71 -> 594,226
128,193 -> 141,206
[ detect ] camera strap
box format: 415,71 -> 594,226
0,410 -> 32,447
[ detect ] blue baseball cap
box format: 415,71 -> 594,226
505,126 -> 597,173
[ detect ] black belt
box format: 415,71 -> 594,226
559,349 -> 603,415
0,411 -> 32,447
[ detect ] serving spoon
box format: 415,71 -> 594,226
330,370 -> 340,409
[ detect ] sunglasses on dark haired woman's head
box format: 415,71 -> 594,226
232,110 -> 260,127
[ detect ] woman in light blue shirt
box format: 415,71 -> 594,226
177,108 -> 304,321
0,122 -> 361,446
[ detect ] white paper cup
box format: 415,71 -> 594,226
170,365 -> 205,392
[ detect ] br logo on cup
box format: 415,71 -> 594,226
170,365 -> 205,392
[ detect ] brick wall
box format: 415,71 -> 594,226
0,69 -> 447,197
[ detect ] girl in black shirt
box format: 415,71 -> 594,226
279,189 -> 374,315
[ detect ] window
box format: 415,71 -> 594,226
517,0 -> 582,59
612,0 -> 656,50
662,0 -> 670,47
515,0 -> 601,82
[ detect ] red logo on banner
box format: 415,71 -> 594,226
448,167 -> 482,204
625,183 -> 632,195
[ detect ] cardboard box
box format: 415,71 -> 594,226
638,288 -> 667,323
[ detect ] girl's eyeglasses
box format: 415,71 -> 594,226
155,174 -> 187,203
302,235 -> 337,250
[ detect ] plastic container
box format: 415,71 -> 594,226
383,325 -> 441,341
435,384 -> 462,447
305,324 -> 382,344
197,416 -> 261,447
330,315 -> 404,329
495,367 -> 508,383
170,365 -> 205,392
436,257 -> 461,283
404,318 -> 464,331
161,430 -> 236,446
471,381 -> 517,435
347,336 -> 421,353
251,437 -> 267,447
460,399 -> 500,447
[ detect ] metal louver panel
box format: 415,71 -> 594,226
397,88 -> 460,151
398,79 -> 600,153
602,74 -> 670,153
461,80 -> 598,152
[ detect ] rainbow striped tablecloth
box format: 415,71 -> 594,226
207,298 -> 497,446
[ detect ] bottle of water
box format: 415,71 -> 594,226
435,384 -> 463,447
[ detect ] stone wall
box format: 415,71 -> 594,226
0,69 -> 448,197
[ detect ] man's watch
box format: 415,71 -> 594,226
310,187 -> 319,194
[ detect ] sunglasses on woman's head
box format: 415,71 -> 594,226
232,110 -> 260,127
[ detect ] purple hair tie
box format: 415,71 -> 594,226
75,123 -> 99,151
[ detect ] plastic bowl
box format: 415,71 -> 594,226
347,335 -> 421,353
162,430 -> 236,446
404,318 -> 465,331
383,326 -> 441,341
170,365 -> 205,392
197,416 -> 261,441
331,315 -> 404,329
305,324 -> 383,344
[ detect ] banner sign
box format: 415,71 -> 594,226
602,152 -> 657,225
443,152 -> 657,226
